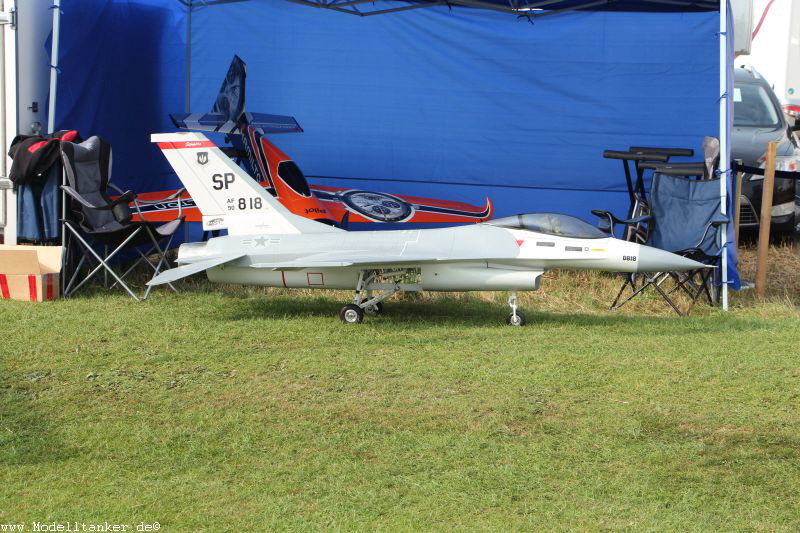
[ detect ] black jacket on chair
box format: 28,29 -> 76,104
8,130 -> 80,185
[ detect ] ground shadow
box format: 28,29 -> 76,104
220,291 -> 764,334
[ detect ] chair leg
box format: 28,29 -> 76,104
673,268 -> 714,307
613,273 -> 654,309
142,228 -> 177,300
64,254 -> 87,297
62,222 -> 91,297
107,233 -> 177,297
610,271 -> 683,316
67,228 -> 143,300
691,269 -> 714,305
109,253 -> 148,290
60,221 -> 181,300
610,273 -> 637,310
649,277 -> 683,316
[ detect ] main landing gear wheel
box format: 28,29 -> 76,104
506,311 -> 527,327
364,302 -> 384,315
340,304 -> 364,324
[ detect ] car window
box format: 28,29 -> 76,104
734,83 -> 781,128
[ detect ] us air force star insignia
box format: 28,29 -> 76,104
197,151 -> 208,165
253,236 -> 268,247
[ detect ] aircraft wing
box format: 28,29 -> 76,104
249,253 -> 469,270
151,252 -> 498,285
147,253 -> 245,286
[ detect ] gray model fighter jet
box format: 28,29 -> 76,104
150,132 -> 707,325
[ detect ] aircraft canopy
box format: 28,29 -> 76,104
487,213 -> 608,239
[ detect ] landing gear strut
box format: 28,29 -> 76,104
339,269 -> 419,324
506,291 -> 527,326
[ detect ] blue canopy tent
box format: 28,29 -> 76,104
52,0 -> 737,306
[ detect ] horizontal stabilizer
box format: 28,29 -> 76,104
170,112 -> 238,134
147,254 -> 244,286
170,112 -> 303,134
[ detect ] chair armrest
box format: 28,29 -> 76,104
132,188 -> 187,204
711,213 -> 729,225
591,209 -> 616,234
694,215 -> 730,250
107,182 -> 139,202
591,209 -> 651,240
591,209 -> 650,226
108,182 -> 126,195
109,182 -> 186,220
62,185 -> 135,210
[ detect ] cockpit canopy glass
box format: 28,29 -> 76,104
486,213 -> 607,239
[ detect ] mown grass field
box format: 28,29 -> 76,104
2,245 -> 800,531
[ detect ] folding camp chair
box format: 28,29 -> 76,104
60,136 -> 185,300
596,167 -> 726,315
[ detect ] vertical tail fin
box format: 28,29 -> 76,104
169,55 -> 302,135
212,55 -> 247,123
152,131 -> 340,235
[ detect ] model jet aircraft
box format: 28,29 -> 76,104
148,131 -> 707,325
147,55 -> 491,230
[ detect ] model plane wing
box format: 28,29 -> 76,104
248,254 -> 471,270
148,253 -> 245,286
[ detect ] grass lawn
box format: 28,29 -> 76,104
2,253 -> 800,531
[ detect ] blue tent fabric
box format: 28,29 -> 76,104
54,0 -> 186,194
189,2 -> 719,218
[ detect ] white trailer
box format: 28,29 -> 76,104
737,0 -> 800,119
0,1 -> 55,245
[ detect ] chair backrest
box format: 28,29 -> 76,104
61,136 -> 130,232
647,173 -> 723,255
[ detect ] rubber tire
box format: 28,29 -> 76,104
364,302 -> 384,315
770,213 -> 796,242
506,311 -> 527,326
340,304 -> 364,324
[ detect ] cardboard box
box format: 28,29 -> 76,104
0,245 -> 61,301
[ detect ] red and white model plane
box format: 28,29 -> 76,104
134,56 -> 492,229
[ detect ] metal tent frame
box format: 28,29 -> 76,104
281,0 -> 719,17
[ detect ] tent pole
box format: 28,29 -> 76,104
719,0 -> 729,311
185,0 -> 192,113
49,0 -> 66,253
48,0 -> 60,134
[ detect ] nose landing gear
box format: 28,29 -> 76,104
506,291 -> 527,326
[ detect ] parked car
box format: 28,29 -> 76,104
733,66 -> 800,236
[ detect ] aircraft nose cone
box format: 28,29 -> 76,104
636,245 -> 709,272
